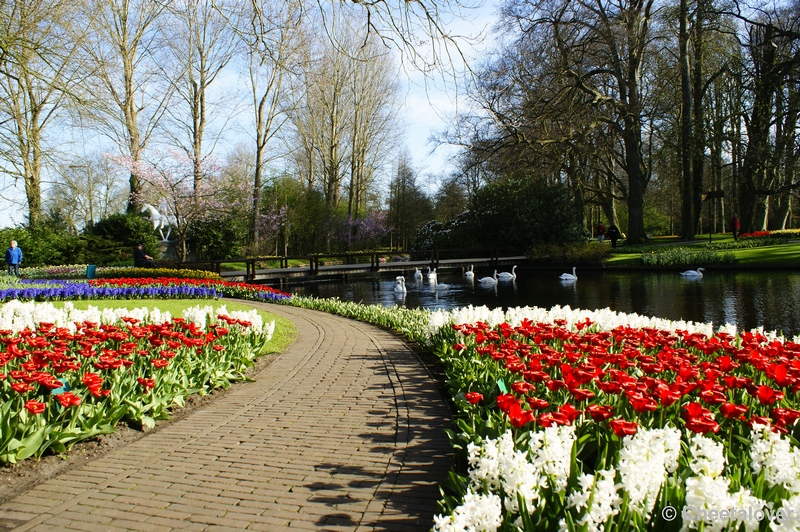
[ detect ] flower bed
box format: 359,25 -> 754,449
0,300 -> 274,464
424,305 -> 800,531
0,277 -> 290,303
20,265 -> 223,281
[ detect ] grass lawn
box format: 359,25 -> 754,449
602,234 -> 800,268
52,299 -> 297,356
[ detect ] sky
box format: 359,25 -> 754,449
400,1 -> 500,182
0,1 -> 501,228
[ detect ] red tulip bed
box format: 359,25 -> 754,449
425,306 -> 800,531
0,301 -> 272,464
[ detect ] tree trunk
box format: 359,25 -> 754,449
679,0 -> 694,240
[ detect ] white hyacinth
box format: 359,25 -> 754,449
432,489 -> 503,532
528,425 -> 576,494
688,434 -> 727,478
617,427 -> 681,518
682,475 -> 736,532
0,300 -> 272,341
770,493 -> 800,531
750,424 -> 800,495
567,469 -> 621,530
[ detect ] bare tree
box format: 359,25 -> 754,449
0,0 -> 88,226
235,0 -> 301,247
46,154 -> 127,231
80,0 -> 172,213
163,0 -> 239,201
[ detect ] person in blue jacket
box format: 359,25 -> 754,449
5,240 -> 22,276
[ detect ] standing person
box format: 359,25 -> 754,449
597,221 -> 606,243
606,224 -> 622,249
5,240 -> 22,276
731,213 -> 740,242
133,244 -> 156,268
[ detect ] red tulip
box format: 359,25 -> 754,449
508,402 -> 535,428
586,404 -> 615,421
55,392 -> 82,408
526,397 -> 549,409
495,393 -> 517,413
608,418 -> 638,436
569,388 -> 595,401
699,390 -> 728,404
464,392 -> 483,405
627,393 -> 658,413
511,381 -> 535,395
755,385 -> 784,406
771,408 -> 800,427
24,400 -> 46,415
719,402 -> 748,420
559,403 -> 582,423
685,416 -> 720,434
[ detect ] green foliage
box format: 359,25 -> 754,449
526,241 -> 612,264
415,179 -> 586,251
414,214 -> 478,250
643,204 -> 672,237
0,225 -> 85,267
189,215 -> 248,260
708,236 -> 789,250
640,246 -> 735,266
470,178 -> 586,248
89,213 -> 160,262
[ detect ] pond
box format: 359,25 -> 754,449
287,268 -> 800,337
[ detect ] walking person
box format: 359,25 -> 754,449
597,221 -> 606,243
606,224 -> 622,249
5,240 -> 22,276
731,213 -> 740,242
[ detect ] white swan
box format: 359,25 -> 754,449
427,267 -> 438,284
477,270 -> 498,285
433,283 -> 450,291
464,265 -> 474,279
394,276 -> 407,292
413,267 -> 422,281
559,267 -> 577,281
680,267 -> 705,278
497,265 -> 517,281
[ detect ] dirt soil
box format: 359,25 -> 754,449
0,338 -> 451,507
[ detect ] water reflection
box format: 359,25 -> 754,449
287,269 -> 800,337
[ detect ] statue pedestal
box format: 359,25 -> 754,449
156,240 -> 195,262
157,240 -> 180,261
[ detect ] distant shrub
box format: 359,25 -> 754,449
640,247 -> 735,266
526,241 -> 611,264
95,267 -> 223,280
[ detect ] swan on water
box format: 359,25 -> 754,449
394,276 -> 407,292
680,267 -> 705,278
433,283 -> 450,291
559,267 -> 577,281
478,270 -> 498,285
497,265 -> 517,281
427,267 -> 438,283
464,265 -> 474,279
413,267 -> 422,281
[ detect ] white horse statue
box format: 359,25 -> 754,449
141,203 -> 176,241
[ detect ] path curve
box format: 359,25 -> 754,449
0,303 -> 453,531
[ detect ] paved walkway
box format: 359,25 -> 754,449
0,304 -> 453,531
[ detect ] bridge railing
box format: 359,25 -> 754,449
175,247 -> 524,281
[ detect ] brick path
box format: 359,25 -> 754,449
0,304 -> 453,531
